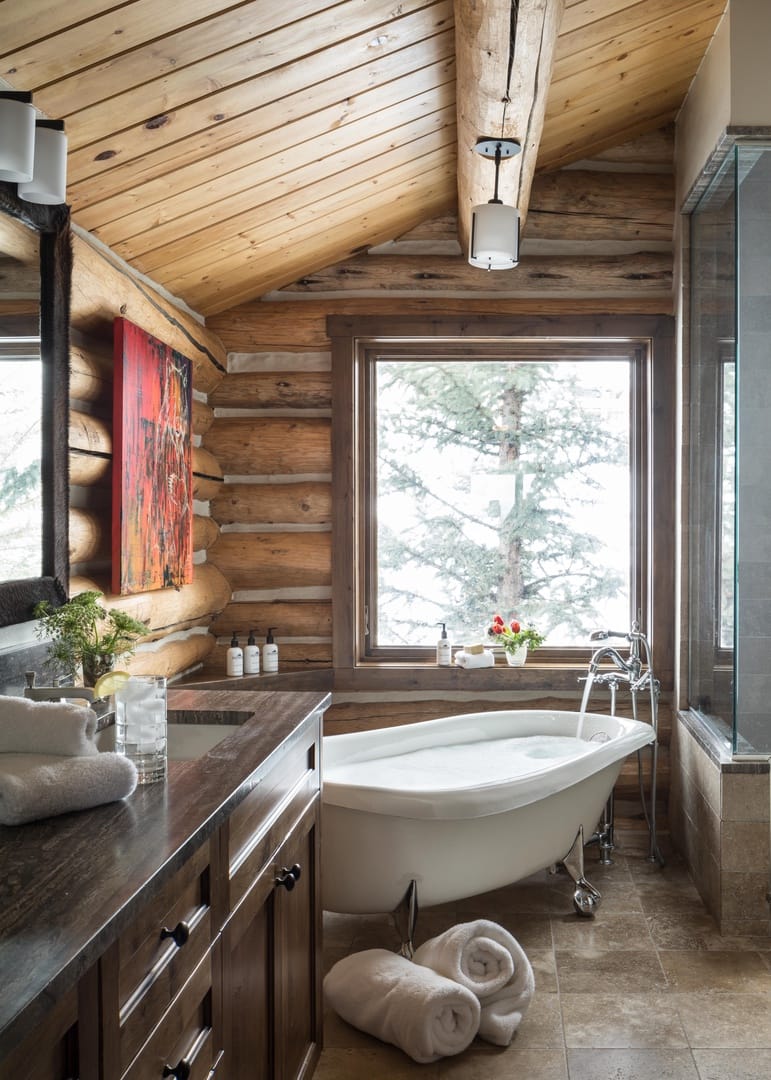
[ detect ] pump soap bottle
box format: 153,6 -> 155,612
263,627 -> 279,673
244,629 -> 260,675
227,632 -> 244,677
436,622 -> 452,666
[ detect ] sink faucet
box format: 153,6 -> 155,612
23,671 -> 94,703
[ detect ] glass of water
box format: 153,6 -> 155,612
114,675 -> 167,784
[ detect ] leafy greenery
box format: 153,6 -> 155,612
33,591 -> 150,682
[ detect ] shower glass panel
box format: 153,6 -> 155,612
688,143 -> 771,756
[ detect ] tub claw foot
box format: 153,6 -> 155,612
562,825 -> 602,918
391,879 -> 419,959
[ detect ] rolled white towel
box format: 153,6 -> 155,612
453,650 -> 495,669
0,752 -> 138,826
413,919 -> 535,1046
413,919 -> 515,997
0,696 -> 98,757
324,948 -> 481,1063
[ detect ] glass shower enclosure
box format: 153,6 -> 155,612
689,143 -> 771,756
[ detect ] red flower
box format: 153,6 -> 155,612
491,623 -> 503,634
510,620 -> 521,633
493,614 -> 504,626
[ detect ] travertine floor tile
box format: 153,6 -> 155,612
645,911 -> 723,950
566,1047 -> 700,1079
692,1048 -> 771,1079
314,1047 -> 440,1079
657,949 -> 771,992
561,992 -> 689,1048
675,992 -> 771,1047
554,947 -> 667,994
551,911 -> 654,951
436,1046 -> 568,1078
505,991 -> 563,1049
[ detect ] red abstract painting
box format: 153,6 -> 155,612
112,318 -> 193,595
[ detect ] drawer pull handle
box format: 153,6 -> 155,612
162,1060 -> 191,1080
276,863 -> 302,891
160,920 -> 191,948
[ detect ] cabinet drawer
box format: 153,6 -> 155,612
227,727 -> 319,911
123,947 -> 221,1080
112,841 -> 212,1073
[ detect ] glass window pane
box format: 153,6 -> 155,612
0,355 -> 43,579
372,358 -> 631,648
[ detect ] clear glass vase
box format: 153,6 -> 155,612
505,645 -> 528,666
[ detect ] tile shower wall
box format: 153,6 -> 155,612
736,149 -> 771,754
671,714 -> 770,936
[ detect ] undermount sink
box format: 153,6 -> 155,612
95,708 -> 253,760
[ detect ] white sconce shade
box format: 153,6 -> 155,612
469,201 -> 520,270
18,120 -> 67,205
0,92 -> 35,183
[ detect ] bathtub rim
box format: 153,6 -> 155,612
322,708 -> 655,820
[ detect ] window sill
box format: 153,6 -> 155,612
333,662 -> 589,693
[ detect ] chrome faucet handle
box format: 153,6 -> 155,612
589,629 -> 629,641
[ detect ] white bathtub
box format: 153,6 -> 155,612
322,709 -> 655,913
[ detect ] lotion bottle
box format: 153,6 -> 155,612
263,627 -> 279,673
226,632 -> 243,677
243,629 -> 260,675
436,622 -> 452,666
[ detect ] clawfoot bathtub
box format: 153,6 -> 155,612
322,709 -> 654,917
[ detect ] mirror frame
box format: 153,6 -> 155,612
0,180 -> 70,626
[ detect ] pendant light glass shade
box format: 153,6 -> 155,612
0,92 -> 35,183
468,201 -> 520,270
18,120 -> 67,204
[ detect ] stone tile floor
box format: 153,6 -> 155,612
316,828 -> 771,1079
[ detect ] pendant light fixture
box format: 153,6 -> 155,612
0,90 -> 67,204
468,138 -> 521,271
18,120 -> 67,205
0,91 -> 36,183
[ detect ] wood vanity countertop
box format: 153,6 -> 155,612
0,688 -> 330,1060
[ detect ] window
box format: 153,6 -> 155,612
330,315 -> 674,678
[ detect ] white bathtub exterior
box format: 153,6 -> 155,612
322,709 -> 654,913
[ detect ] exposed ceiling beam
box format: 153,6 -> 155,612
454,0 -> 565,254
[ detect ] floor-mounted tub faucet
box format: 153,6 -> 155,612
581,623 -> 664,867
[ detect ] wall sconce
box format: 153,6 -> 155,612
19,120 -> 67,204
468,138 -> 521,271
0,90 -> 67,204
0,91 -> 36,182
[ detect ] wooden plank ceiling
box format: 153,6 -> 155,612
0,0 -> 725,316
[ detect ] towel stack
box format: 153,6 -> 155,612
323,918 -> 534,1063
0,696 -> 137,826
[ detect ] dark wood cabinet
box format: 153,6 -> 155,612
223,723 -> 322,1080
0,693 -> 327,1080
224,799 -> 321,1080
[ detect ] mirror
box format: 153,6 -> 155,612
0,181 -> 70,626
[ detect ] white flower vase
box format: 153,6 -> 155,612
505,644 -> 528,666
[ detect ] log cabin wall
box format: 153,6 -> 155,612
68,230 -> 232,680
202,130 -> 676,814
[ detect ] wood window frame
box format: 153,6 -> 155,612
329,314 -> 676,692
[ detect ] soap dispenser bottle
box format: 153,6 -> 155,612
243,629 -> 260,675
436,622 -> 452,666
226,632 -> 244,677
263,627 -> 279,673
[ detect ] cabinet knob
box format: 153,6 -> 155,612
275,863 -> 302,891
162,1060 -> 191,1080
160,920 -> 191,948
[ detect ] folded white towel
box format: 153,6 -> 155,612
0,696 -> 98,757
324,948 -> 481,1063
453,649 -> 495,669
413,919 -> 535,1046
0,752 -> 138,826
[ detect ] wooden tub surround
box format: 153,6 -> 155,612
0,688 -> 329,1080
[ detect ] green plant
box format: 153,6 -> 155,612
33,590 -> 149,684
487,614 -> 545,653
